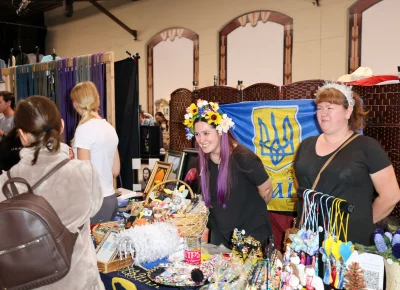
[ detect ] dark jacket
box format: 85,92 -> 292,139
0,128 -> 22,174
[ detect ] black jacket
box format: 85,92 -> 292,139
0,128 -> 22,174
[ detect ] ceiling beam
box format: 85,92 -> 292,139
88,0 -> 137,40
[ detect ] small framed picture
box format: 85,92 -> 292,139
96,230 -> 119,263
179,148 -> 199,192
138,163 -> 152,192
164,150 -> 184,180
144,161 -> 173,193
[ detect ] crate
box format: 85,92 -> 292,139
97,254 -> 133,273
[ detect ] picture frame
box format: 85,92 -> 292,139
164,150 -> 184,180
144,161 -> 173,193
179,148 -> 199,192
137,163 -> 152,192
96,230 -> 119,263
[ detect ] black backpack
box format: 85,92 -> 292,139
0,159 -> 82,290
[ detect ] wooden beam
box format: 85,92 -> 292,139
106,52 -> 116,128
89,0 -> 137,40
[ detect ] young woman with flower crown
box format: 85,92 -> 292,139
294,82 -> 400,245
184,99 -> 273,248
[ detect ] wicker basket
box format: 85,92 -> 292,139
146,179 -> 209,237
97,254 -> 133,273
92,221 -> 121,245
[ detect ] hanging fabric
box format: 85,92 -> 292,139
76,55 -> 91,83
57,58 -> 77,145
115,58 -> 140,190
34,62 -> 48,97
16,64 -> 36,101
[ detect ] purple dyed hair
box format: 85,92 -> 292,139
195,120 -> 234,208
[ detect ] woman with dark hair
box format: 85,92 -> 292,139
155,112 -> 169,132
294,82 -> 400,245
0,96 -> 104,289
183,99 -> 273,248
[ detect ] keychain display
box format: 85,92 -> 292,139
282,189 -> 323,290
320,197 -> 354,289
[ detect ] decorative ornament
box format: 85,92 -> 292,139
343,262 -> 367,290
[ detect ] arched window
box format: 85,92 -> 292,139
348,0 -> 400,74
147,27 -> 199,115
219,11 -> 293,86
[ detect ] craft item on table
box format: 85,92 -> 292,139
124,216 -> 136,229
228,256 -> 259,289
131,202 -> 144,218
92,221 -> 123,245
142,206 -> 154,221
302,265 -> 324,290
202,254 -> 240,288
280,263 -> 302,290
147,261 -> 214,287
231,228 -> 263,263
191,268 -> 205,283
343,262 -> 366,290
146,179 -> 209,238
153,207 -> 166,222
316,196 -> 354,289
118,236 -> 135,262
118,222 -> 181,264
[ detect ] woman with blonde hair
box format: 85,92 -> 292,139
71,81 -> 120,223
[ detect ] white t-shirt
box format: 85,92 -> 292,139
73,119 -> 118,197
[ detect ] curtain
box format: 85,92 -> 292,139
115,58 -> 140,190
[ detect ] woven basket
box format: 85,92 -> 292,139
146,179 -> 209,237
92,221 -> 121,245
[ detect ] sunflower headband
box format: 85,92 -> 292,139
183,99 -> 235,140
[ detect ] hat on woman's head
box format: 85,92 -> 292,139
183,99 -> 235,140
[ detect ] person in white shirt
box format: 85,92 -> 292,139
71,81 -> 120,223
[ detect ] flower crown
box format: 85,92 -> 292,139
316,81 -> 355,106
183,99 -> 235,140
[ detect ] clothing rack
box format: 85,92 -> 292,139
0,51 -> 115,127
296,187 -> 354,290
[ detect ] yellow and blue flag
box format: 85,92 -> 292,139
220,100 -> 321,212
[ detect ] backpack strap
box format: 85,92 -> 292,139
6,170 -> 19,197
32,159 -> 70,190
3,159 -> 70,199
3,176 -> 35,199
